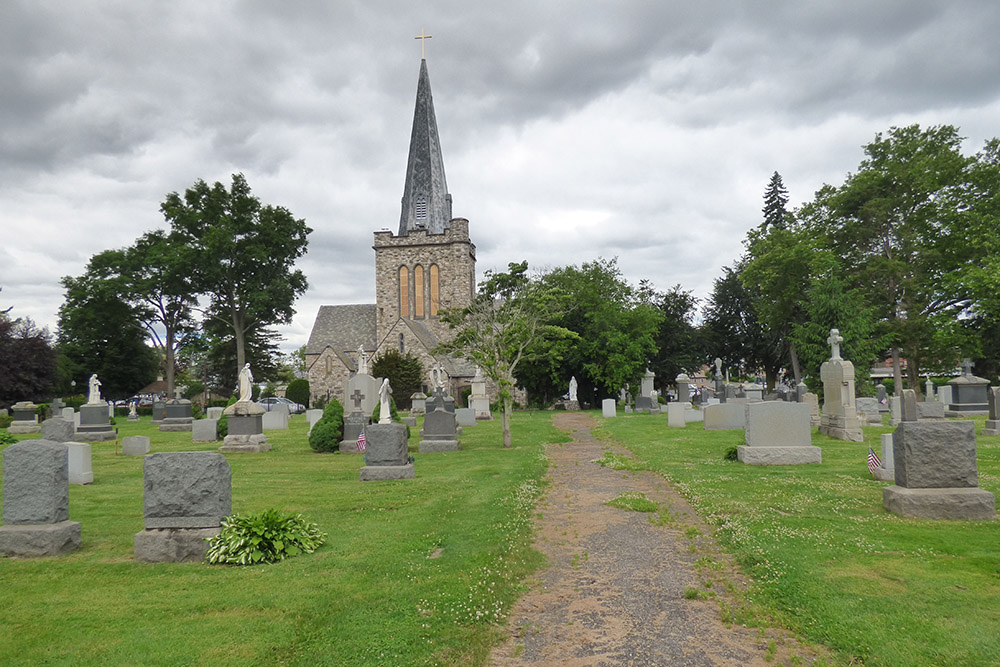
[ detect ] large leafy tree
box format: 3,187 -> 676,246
647,283 -> 705,389
162,173 -> 311,376
0,312 -> 58,405
57,252 -> 159,399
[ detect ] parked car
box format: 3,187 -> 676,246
257,396 -> 305,414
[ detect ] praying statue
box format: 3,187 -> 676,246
87,374 -> 103,404
237,363 -> 254,403
128,401 -> 138,418
568,376 -> 578,402
378,378 -> 392,424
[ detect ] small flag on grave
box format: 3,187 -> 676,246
356,427 -> 367,452
867,447 -> 882,476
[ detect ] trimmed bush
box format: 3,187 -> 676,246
309,398 -> 344,453
218,396 -> 238,438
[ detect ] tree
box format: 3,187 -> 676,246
200,310 -> 281,394
0,312 -> 58,405
647,284 -> 705,389
441,261 -> 570,448
761,171 -> 791,231
285,378 -> 311,408
370,349 -> 423,409
162,173 -> 311,376
58,253 -> 159,399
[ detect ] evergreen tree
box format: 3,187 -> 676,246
761,171 -> 790,231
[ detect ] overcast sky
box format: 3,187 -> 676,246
4,1 -> 1000,354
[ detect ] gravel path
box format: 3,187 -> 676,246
489,412 -> 814,666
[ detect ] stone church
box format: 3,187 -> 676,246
305,57 -> 477,406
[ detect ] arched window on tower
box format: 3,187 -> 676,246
398,266 -> 409,318
414,265 -> 425,318
399,333 -> 405,353
430,264 -> 440,316
415,197 -> 427,226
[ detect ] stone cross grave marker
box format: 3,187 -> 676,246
351,389 -> 365,413
827,328 -> 843,360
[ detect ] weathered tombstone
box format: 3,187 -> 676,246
455,407 -> 477,427
803,392 -> 820,428
51,398 -> 65,413
8,401 -> 41,434
151,399 -> 167,424
937,385 -> 953,407
134,452 -> 232,562
360,423 -> 414,481
686,406 -> 704,423
122,436 -> 151,456
346,373 -> 381,420
924,379 -> 936,402
703,402 -> 745,431
900,389 -> 918,423
261,408 -> 289,431
870,432 -> 896,482
339,412 -> 368,454
601,399 -> 616,419
624,405 -> 633,414
402,415 -> 417,427
420,402 -> 461,453
66,442 -> 94,485
738,402 -> 820,465
945,359 -> 990,417
636,369 -> 656,412
982,387 -> 1000,437
206,407 -> 225,420
667,402 -> 686,428
0,440 -> 81,556
876,385 -> 889,413
219,400 -> 269,453
714,358 -> 726,404
42,417 -> 75,443
410,392 -> 428,415
743,383 -> 764,403
192,419 -> 219,443
159,399 -> 194,432
725,385 -> 738,400
818,328 -> 863,442
916,401 -> 945,420
675,374 -> 691,404
127,402 -> 139,422
77,400 -> 115,442
61,407 -> 75,421
883,421 -> 995,520
856,397 -> 883,425
426,388 -> 455,414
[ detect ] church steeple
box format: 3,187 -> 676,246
398,58 -> 452,236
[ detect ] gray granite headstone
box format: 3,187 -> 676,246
360,423 -> 414,481
42,417 -> 76,443
455,408 -> 476,427
206,406 -> 225,420
983,387 -> 1000,436
192,419 -> 219,442
122,436 -> 151,456
66,442 -> 94,485
602,399 -> 616,418
703,402 -> 745,431
738,402 -> 820,465
900,389 -> 918,423
420,407 -> 460,453
61,407 -> 76,421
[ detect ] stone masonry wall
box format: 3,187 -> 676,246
306,347 -> 352,408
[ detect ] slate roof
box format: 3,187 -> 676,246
305,304 -> 377,357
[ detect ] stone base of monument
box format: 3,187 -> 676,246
419,438 -> 460,453
945,408 -> 989,418
74,427 -> 116,442
127,414 -> 140,422
982,420 -> 1000,437
66,442 -> 93,485
883,486 -> 995,520
0,521 -> 81,557
360,423 -> 413,481
872,467 -> 894,482
339,439 -> 364,454
219,433 -> 271,453
159,417 -> 193,432
737,445 -> 822,465
8,421 -> 41,434
134,527 -> 221,563
818,421 -> 863,442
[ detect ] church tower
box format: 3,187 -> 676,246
374,57 -> 476,349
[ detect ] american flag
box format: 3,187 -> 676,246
356,427 -> 367,452
867,447 -> 882,475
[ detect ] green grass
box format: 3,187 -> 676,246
595,411 -> 1000,667
0,412 -> 569,666
605,490 -> 659,513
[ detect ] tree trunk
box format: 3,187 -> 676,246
891,347 -> 903,396
765,368 -> 778,394
789,343 -> 802,384
233,311 -> 246,380
165,329 -> 176,398
501,397 -> 512,449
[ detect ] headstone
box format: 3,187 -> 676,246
738,402 -> 821,465
667,402 -> 686,428
675,374 -> 691,404
402,416 -> 417,427
134,452 -> 232,562
410,392 -> 428,415
982,387 -> 1000,437
61,407 -> 75,421
924,379 -> 935,401
339,412 -> 368,453
306,408 -> 323,435
624,405 -> 633,414
76,403 -> 115,441
8,401 -> 41,434
703,403 -> 746,431
360,423 -> 414,481
636,369 -> 656,412
818,328 -> 863,442
743,383 -> 764,403
937,385 -> 953,407
602,399 -> 616,419
916,401 -> 945,420
51,398 -> 65,413
686,407 -> 704,423
66,442 -> 94,485
455,408 -> 477,427
219,401 -> 270,453
41,417 -> 76,443
206,407 -> 224,420
346,373 -> 381,420
127,402 -> 139,421
876,385 -> 889,413
122,436 -> 151,456
714,358 -> 726,403
802,392 -> 820,428
855,397 -> 883,425
725,385 -> 738,400
261,409 -> 289,431
883,421 -> 995,519
945,361 -> 990,417
426,388 -> 455,414
0,440 -> 81,557
159,399 -> 194,432
420,404 -> 460,453
151,399 -> 167,424
870,432 -> 896,481
900,389 -> 918,423
889,395 -> 902,426
192,419 -> 219,443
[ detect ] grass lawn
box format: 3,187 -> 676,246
596,410 -> 1000,667
0,412 -> 568,666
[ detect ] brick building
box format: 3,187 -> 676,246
305,57 -> 477,406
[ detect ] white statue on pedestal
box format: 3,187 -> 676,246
568,376 -> 578,402
827,328 -> 844,361
357,346 -> 369,375
128,401 -> 138,418
237,363 -> 254,403
87,374 -> 102,404
431,363 -> 448,391
378,378 -> 392,424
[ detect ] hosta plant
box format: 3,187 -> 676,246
205,509 -> 327,565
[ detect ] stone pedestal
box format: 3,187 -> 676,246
0,440 -> 81,557
419,408 -> 460,453
361,423 -> 414,481
159,399 -> 194,432
819,357 -> 863,442
410,393 -> 428,415
219,402 -> 270,453
738,402 -> 821,465
883,421 -> 995,520
946,373 -> 990,417
76,403 -> 116,442
469,372 -> 492,419
66,442 -> 94,484
8,401 -> 41,434
134,452 -> 231,562
339,412 -> 368,454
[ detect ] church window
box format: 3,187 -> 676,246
399,333 -> 405,353
398,267 -> 409,317
415,197 -> 427,221
430,264 -> 440,316
414,265 -> 425,318
325,356 -> 331,374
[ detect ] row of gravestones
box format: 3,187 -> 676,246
0,440 -> 231,562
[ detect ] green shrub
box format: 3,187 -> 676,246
723,444 -> 739,461
0,430 -> 17,445
205,509 -> 327,565
192,403 -> 204,420
218,396 -> 238,438
35,403 -> 50,420
309,399 -> 344,453
0,414 -> 13,429
285,378 -> 311,408
63,394 -> 87,410
371,396 -> 409,438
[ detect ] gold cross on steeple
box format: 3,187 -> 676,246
414,28 -> 432,59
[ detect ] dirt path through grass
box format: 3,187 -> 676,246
489,412 -> 804,666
